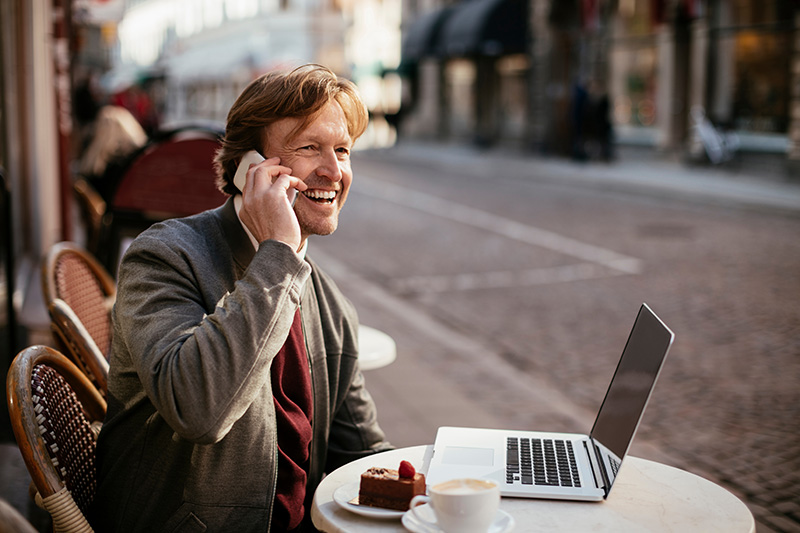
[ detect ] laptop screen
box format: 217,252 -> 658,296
589,304 -> 674,468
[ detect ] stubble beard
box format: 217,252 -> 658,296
297,206 -> 340,239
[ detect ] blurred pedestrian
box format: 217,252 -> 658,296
78,105 -> 148,201
111,81 -> 159,136
89,64 -> 392,533
571,79 -> 589,161
588,79 -> 614,162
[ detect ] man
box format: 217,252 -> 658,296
91,64 -> 392,532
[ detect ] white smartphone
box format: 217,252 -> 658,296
233,150 -> 264,192
234,150 -> 297,206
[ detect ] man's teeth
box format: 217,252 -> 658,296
303,190 -> 336,201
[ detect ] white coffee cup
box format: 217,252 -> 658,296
409,478 -> 500,533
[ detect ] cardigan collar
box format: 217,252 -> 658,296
217,196 -> 256,273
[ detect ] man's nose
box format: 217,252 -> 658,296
317,150 -> 343,181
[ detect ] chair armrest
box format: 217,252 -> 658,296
42,487 -> 94,533
49,299 -> 109,399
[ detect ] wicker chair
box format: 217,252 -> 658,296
6,345 -> 107,532
72,178 -> 109,258
41,242 -> 114,396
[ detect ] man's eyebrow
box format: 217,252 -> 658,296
292,133 -> 352,147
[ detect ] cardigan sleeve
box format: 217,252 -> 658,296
113,228 -> 311,444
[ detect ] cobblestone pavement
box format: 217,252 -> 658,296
316,144 -> 800,533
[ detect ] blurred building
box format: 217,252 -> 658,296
111,0 -> 341,125
397,0 -> 800,170
94,0 -> 402,147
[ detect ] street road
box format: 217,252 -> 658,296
312,147 -> 800,532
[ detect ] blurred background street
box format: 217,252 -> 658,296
2,0 -> 800,531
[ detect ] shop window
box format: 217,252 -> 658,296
445,59 -> 476,139
497,55 -> 528,140
610,0 -> 660,132
610,44 -> 658,128
732,32 -> 789,132
709,0 -> 791,134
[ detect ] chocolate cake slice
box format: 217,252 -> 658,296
358,463 -> 426,511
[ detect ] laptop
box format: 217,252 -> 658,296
426,303 -> 674,501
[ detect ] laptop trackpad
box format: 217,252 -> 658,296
442,446 -> 495,466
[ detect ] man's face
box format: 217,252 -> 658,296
263,101 -> 354,241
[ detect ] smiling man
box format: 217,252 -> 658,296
91,64 -> 392,533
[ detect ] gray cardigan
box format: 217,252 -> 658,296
91,198 -> 391,532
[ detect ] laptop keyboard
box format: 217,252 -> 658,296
506,437 -> 581,487
610,455 -> 621,477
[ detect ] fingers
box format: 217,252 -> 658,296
274,174 -> 308,193
247,159 -> 293,187
245,158 -> 307,199
238,159 -> 305,249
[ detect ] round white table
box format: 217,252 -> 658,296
358,325 -> 397,370
311,445 -> 755,533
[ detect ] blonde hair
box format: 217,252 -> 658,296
214,64 -> 368,195
79,105 -> 147,177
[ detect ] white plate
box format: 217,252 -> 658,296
402,503 -> 515,533
333,481 -> 406,519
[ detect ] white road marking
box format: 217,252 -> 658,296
389,262 -> 629,294
356,177 -> 642,293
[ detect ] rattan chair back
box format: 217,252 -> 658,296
41,242 -> 114,395
6,345 -> 106,532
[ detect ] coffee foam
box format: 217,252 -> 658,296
434,478 -> 496,494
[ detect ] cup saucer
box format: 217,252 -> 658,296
401,503 -> 515,533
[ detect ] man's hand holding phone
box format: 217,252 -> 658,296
234,150 -> 307,251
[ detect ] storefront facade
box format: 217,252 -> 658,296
398,0 -> 530,146
398,0 -> 800,171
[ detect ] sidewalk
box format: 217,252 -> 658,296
358,142 -> 800,216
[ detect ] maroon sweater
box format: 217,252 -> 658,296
270,309 -> 313,531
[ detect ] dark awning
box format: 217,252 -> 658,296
439,0 -> 528,57
401,7 -> 453,62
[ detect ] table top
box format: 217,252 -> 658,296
311,445 -> 755,533
358,325 -> 397,370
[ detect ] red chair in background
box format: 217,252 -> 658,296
102,127 -> 226,273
